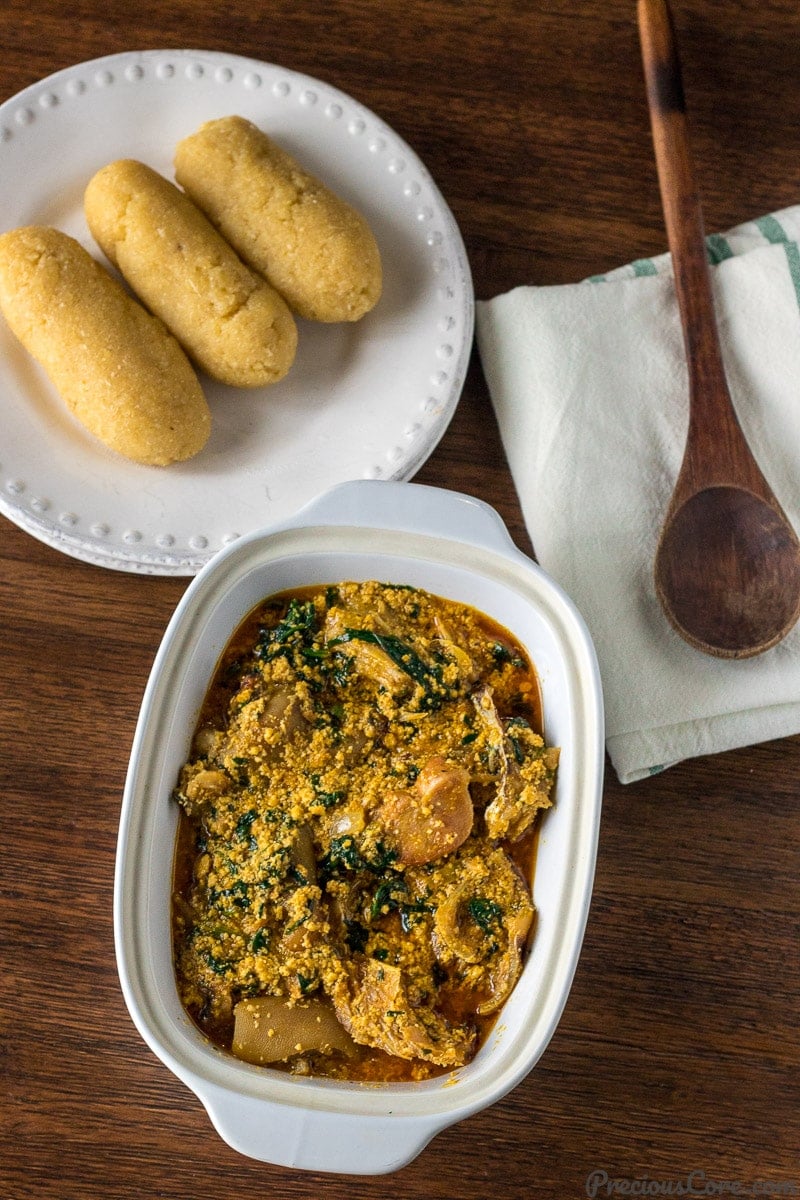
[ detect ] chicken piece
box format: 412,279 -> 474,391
331,958 -> 475,1067
226,689 -> 309,764
178,767 -> 231,816
431,613 -> 478,687
290,824 -> 317,885
433,847 -> 534,1015
324,607 -> 410,693
379,756 -> 473,866
471,687 -> 558,841
193,727 -> 225,760
262,690 -> 309,736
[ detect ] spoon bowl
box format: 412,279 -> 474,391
638,0 -> 800,657
655,486 -> 800,657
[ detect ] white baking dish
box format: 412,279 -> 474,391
114,479 -> 604,1174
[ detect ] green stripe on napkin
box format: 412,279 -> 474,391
706,233 -> 734,263
783,242 -> 800,309
584,210 -> 800,299
755,214 -> 788,244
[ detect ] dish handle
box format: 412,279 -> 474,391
287,479 -> 519,557
199,1083 -> 443,1174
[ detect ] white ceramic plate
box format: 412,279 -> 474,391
0,51 -> 473,574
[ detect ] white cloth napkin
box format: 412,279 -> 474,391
476,206 -> 800,783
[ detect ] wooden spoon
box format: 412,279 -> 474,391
638,0 -> 800,658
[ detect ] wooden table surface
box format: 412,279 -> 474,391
2,2 -> 799,1196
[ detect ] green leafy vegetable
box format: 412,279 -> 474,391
329,628 -> 451,709
370,876 -> 408,919
251,928 -> 269,953
506,716 -> 533,764
202,951 -> 232,975
255,599 -> 319,669
344,918 -> 369,953
320,835 -> 367,876
208,879 -> 251,910
320,836 -> 397,881
467,897 -> 503,935
491,641 -> 525,668
310,773 -> 346,809
234,808 -> 258,841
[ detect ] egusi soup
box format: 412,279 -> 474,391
171,580 -> 559,1081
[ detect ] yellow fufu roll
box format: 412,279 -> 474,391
174,116 -> 383,323
0,226 -> 210,466
85,160 -> 297,388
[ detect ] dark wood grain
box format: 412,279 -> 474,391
1,2 -> 799,1197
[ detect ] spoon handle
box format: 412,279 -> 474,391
637,0 -> 763,494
